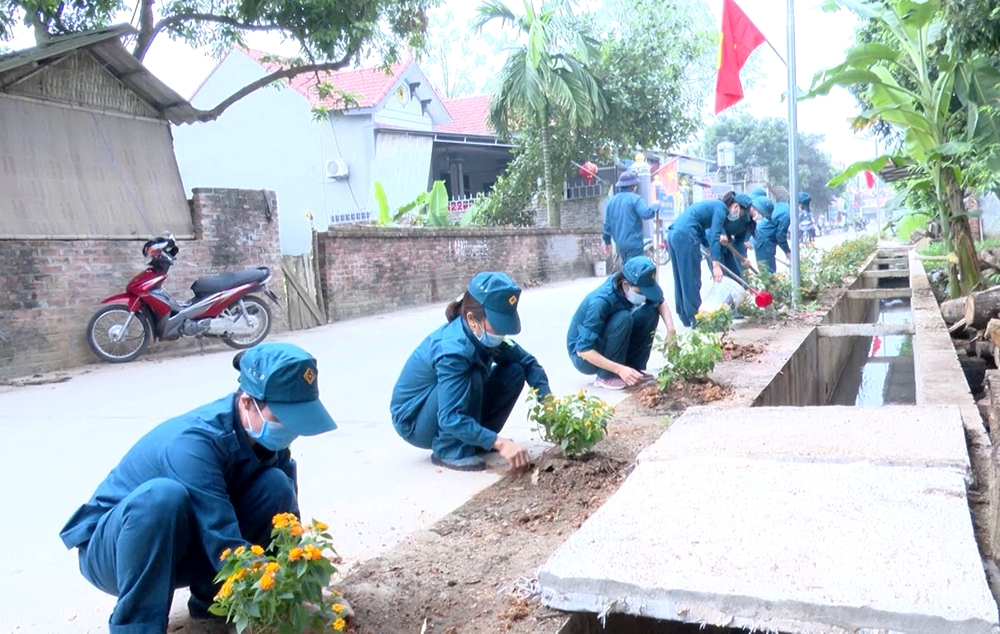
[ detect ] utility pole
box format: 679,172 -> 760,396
786,0 -> 801,308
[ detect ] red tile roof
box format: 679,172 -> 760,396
243,49 -> 408,109
437,95 -> 494,136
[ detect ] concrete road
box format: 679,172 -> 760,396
1,268 -> 689,633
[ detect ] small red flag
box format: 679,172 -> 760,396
715,0 -> 767,114
864,170 -> 876,189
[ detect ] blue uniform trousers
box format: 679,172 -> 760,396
755,240 -> 777,275
570,303 -> 658,378
668,229 -> 704,328
78,469 -> 296,634
400,362 -> 526,461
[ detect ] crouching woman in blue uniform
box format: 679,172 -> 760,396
59,343 -> 338,634
391,272 -> 551,472
567,257 -> 676,390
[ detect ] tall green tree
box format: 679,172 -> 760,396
476,0 -> 608,228
2,0 -> 437,122
807,0 -> 1000,296
700,112 -> 844,211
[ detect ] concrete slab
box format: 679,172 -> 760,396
638,405 -> 971,475
539,458 -> 999,634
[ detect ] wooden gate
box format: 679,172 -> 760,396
281,252 -> 326,331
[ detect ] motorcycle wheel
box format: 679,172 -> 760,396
87,305 -> 151,363
222,295 -> 272,350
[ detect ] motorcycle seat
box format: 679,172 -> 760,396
191,267 -> 269,298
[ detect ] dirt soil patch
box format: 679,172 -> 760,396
721,339 -> 764,362
339,395 -> 673,634
634,379 -> 731,415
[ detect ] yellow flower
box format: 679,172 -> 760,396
215,580 -> 234,600
264,562 -> 280,574
290,524 -> 304,537
259,573 -> 275,590
234,568 -> 247,581
314,520 -> 329,531
577,390 -> 585,399
219,548 -> 232,562
332,603 -> 344,614
304,545 -> 322,561
250,545 -> 264,556
233,546 -> 246,556
332,617 -> 347,631
289,547 -> 304,561
272,512 -> 298,529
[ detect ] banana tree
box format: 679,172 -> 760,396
807,0 -> 1000,296
477,0 -> 608,228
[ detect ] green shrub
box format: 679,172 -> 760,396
527,389 -> 614,457
655,330 -> 723,391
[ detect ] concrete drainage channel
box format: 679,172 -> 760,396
546,246 -> 1000,634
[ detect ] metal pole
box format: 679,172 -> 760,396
786,0 -> 801,308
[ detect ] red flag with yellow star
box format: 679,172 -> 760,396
715,0 -> 766,114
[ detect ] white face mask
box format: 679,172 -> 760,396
625,287 -> 646,306
727,209 -> 741,222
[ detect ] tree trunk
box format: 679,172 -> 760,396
987,318 -> 1000,348
941,297 -> 966,324
539,107 -> 559,228
965,286 -> 1000,329
943,167 -> 982,295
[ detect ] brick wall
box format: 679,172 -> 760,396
532,193 -> 606,230
315,225 -> 602,322
0,188 -> 285,380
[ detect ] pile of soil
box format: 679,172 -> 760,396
721,339 -> 764,362
634,379 -> 730,414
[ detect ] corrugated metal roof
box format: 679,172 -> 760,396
0,24 -> 200,124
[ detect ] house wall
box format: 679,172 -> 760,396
172,51 -> 337,255
533,194 -> 606,230
314,226 -> 601,321
371,69 -> 435,131
0,188 -> 286,380
326,113 -> 375,224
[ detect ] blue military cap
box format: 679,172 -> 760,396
622,257 -> 664,304
749,187 -> 768,198
798,192 -> 812,209
752,196 -> 775,220
733,193 -> 753,209
238,343 -> 337,436
468,272 -> 522,336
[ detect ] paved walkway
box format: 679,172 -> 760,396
1,269 -> 686,633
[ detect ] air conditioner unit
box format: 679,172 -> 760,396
325,158 -> 349,179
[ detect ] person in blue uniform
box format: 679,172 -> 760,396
59,343 -> 338,634
753,191 -> 790,275
603,169 -> 662,266
567,257 -> 676,390
798,192 -> 815,245
668,192 -> 752,328
715,194 -> 768,278
391,272 -> 550,472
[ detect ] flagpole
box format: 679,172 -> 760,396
786,0 -> 801,308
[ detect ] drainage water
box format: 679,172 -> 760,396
828,298 -> 915,406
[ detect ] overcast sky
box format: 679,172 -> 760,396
8,0 -> 877,166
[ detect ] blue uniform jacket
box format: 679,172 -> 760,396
567,275 -> 661,356
603,191 -> 659,258
390,318 -> 551,450
755,202 -> 791,254
670,200 -> 728,262
60,395 -> 296,567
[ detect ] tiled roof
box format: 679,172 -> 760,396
243,49 -> 408,109
436,95 -> 494,136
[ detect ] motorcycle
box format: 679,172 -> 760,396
86,234 -> 281,363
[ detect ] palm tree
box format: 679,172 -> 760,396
477,0 -> 608,228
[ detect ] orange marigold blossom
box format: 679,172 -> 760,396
332,617 -> 346,631
304,545 -> 322,561
290,524 -> 304,537
289,547 -> 304,561
313,520 -> 329,531
219,548 -> 232,561
264,562 -> 280,574
250,545 -> 264,556
215,580 -> 234,600
259,573 -> 275,590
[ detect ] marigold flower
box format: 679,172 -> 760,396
332,603 -> 344,614
290,524 -> 304,537
264,562 -> 280,574
233,546 -> 246,556
215,580 -> 234,600
250,545 -> 264,556
234,568 -> 247,581
219,548 -> 232,562
272,512 -> 297,529
313,520 -> 329,532
332,617 -> 346,631
304,545 -> 322,561
289,547 -> 304,561
259,573 -> 275,590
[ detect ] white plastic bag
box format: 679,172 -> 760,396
699,276 -> 747,313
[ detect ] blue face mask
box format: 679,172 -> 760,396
625,287 -> 646,306
478,329 -> 505,348
250,400 -> 298,451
